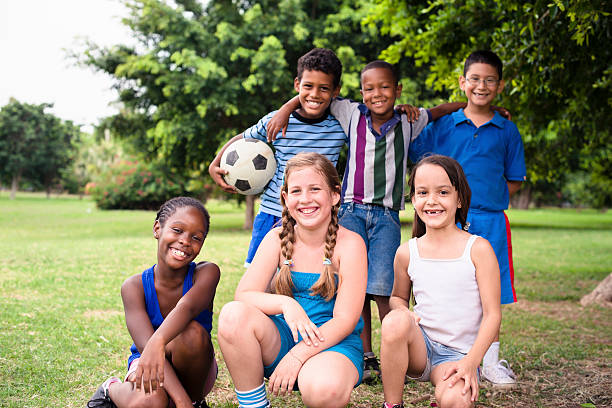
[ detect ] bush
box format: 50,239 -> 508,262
90,160 -> 186,210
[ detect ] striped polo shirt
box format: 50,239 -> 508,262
243,110 -> 347,217
330,98 -> 430,211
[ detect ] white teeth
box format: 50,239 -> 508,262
172,248 -> 186,257
300,208 -> 316,214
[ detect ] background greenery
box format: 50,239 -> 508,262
0,193 -> 610,407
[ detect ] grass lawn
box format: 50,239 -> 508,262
0,193 -> 610,407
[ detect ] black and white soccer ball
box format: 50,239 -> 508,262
220,138 -> 277,195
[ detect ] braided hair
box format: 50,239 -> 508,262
275,153 -> 341,301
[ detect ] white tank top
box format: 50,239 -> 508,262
408,235 -> 482,354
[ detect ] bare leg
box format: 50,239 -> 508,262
217,301 -> 282,390
373,295 -> 391,322
431,363 -> 474,408
360,296 -> 372,353
380,309 -> 427,405
167,320 -> 214,400
298,351 -> 358,408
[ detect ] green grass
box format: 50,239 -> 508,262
0,192 -> 610,407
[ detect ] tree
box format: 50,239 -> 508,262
364,0 -> 611,207
0,99 -> 79,199
78,0 -> 402,219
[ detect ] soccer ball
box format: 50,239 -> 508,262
220,138 -> 276,195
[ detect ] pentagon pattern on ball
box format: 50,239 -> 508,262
252,154 -> 268,170
219,138 -> 277,195
225,150 -> 239,166
234,179 -> 251,192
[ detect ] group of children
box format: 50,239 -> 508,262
87,47 -> 525,408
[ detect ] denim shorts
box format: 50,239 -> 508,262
408,327 -> 468,382
338,202 -> 401,296
244,211 -> 281,267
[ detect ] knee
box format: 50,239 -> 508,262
300,376 -> 351,408
218,301 -> 252,344
437,385 -> 473,408
381,310 -> 413,343
175,320 -> 209,353
124,392 -> 168,408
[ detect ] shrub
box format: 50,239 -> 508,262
90,160 -> 186,210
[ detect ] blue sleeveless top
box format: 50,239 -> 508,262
128,262 -> 213,367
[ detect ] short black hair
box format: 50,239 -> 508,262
296,48 -> 342,89
156,196 -> 210,238
361,60 -> 400,85
464,50 -> 503,80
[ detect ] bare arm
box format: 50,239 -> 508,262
207,134 -> 243,193
429,102 -> 467,121
266,95 -> 300,141
121,276 -> 189,402
389,243 -> 412,311
442,237 -> 502,401
507,180 -> 523,197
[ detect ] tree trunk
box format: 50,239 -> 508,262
10,173 -> 19,200
243,195 -> 256,230
580,272 -> 612,308
511,185 -> 531,209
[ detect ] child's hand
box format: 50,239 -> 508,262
282,298 -> 325,346
441,358 -> 480,402
268,350 -> 303,395
266,110 -> 291,141
132,336 -> 165,394
395,104 -> 420,122
492,105 -> 512,120
208,162 -> 237,193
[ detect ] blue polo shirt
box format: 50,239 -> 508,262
409,109 -> 526,212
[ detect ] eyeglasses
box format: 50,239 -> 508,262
465,77 -> 499,87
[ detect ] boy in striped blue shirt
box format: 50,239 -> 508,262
209,48 -> 347,268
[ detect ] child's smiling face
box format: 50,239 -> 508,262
460,62 -> 505,109
154,206 -> 207,271
294,69 -> 339,119
360,67 -> 402,120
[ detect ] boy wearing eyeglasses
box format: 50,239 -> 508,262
409,50 -> 526,388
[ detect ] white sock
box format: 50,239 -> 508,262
483,341 -> 500,367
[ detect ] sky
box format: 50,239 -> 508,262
0,0 -> 133,132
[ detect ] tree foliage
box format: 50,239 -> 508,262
364,0 -> 611,207
0,99 -> 79,198
78,0 -> 402,181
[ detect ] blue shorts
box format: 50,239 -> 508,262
264,314 -> 364,386
338,202 -> 400,296
245,211 -> 281,267
463,209 -> 516,304
409,327 -> 471,382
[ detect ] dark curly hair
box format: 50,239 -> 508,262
361,60 -> 400,85
296,48 -> 342,89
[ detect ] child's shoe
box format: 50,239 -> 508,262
382,403 -> 404,408
363,352 -> 381,384
193,400 -> 210,408
86,377 -> 120,408
481,359 -> 516,388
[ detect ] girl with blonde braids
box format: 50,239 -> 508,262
218,152 -> 367,408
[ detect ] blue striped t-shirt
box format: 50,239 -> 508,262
243,110 -> 348,217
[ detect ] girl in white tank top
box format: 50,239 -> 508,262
380,155 -> 501,408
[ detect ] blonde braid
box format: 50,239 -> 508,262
275,206 -> 296,297
310,204 -> 339,300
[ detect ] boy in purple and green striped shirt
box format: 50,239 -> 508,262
269,60 -> 464,383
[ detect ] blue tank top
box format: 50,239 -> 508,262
128,262 -> 213,367
291,271 -> 363,335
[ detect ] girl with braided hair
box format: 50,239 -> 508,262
87,197 -> 220,408
218,152 -> 367,408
